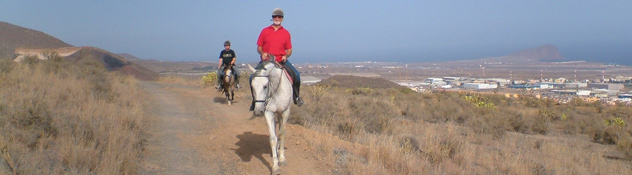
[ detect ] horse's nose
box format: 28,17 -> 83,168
254,109 -> 264,116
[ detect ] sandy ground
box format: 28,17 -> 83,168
137,81 -> 338,175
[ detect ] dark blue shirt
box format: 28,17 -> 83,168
219,49 -> 236,66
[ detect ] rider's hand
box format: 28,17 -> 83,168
261,53 -> 269,61
281,56 -> 287,62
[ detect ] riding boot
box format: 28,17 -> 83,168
233,67 -> 241,88
293,85 -> 303,106
283,61 -> 303,107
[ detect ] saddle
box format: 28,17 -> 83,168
267,61 -> 294,85
259,55 -> 296,85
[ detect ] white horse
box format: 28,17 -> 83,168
248,60 -> 292,174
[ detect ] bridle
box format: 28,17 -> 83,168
252,62 -> 283,105
253,73 -> 269,104
224,64 -> 233,80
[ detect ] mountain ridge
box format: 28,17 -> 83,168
507,44 -> 565,61
0,21 -> 72,59
2,21 -> 158,81
474,44 -> 566,63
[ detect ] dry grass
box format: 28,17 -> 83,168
158,74 -> 204,86
0,57 -> 149,174
291,84 -> 632,174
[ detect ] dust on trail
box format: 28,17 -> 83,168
138,81 -> 337,175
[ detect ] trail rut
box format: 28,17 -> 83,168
137,81 -> 337,175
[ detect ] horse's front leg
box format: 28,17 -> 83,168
230,89 -> 234,102
277,109 -> 290,166
265,111 -> 281,174
225,89 -> 232,105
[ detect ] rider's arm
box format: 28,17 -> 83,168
282,49 -> 292,62
218,58 -> 223,68
258,46 -> 267,61
231,57 -> 236,65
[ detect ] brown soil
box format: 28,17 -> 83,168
138,81 -> 337,175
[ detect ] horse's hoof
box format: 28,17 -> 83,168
279,160 -> 287,166
272,169 -> 282,175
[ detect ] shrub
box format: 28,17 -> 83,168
617,135 -> 632,158
399,135 -> 421,154
0,57 -> 148,174
201,72 -> 217,87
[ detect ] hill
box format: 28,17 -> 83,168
507,44 -> 565,61
0,21 -> 72,59
477,44 -> 565,63
317,75 -> 402,89
15,47 -> 159,81
3,21 -> 158,81
66,47 -> 159,81
118,53 -> 142,61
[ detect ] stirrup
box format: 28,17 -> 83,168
295,97 -> 304,107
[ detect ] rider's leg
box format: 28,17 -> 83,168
284,61 -> 303,106
233,67 -> 241,88
215,66 -> 224,89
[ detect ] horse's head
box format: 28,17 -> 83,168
248,60 -> 280,115
224,64 -> 233,82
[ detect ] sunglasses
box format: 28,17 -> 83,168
272,15 -> 284,19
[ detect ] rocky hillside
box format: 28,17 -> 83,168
2,21 -> 158,81
0,21 -> 72,59
66,47 -> 159,81
117,53 -> 142,61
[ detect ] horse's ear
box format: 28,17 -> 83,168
247,64 -> 256,73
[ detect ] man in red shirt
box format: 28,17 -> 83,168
250,7 -> 303,111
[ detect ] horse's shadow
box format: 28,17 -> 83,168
231,132 -> 273,171
213,97 -> 235,104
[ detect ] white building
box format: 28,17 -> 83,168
426,78 -> 444,83
463,83 -> 498,90
301,76 -> 322,85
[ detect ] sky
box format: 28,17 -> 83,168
1,1 -> 631,64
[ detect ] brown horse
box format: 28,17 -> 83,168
220,64 -> 236,105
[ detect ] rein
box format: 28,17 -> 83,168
253,62 -> 285,105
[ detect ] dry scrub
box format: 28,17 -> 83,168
291,84 -> 632,174
0,56 -> 149,174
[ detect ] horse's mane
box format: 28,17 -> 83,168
253,60 -> 282,76
223,64 -> 233,71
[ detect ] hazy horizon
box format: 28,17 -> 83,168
2,1 -> 631,65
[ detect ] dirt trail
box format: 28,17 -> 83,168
138,81 -> 337,175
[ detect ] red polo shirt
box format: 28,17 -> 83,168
257,25 -> 292,62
